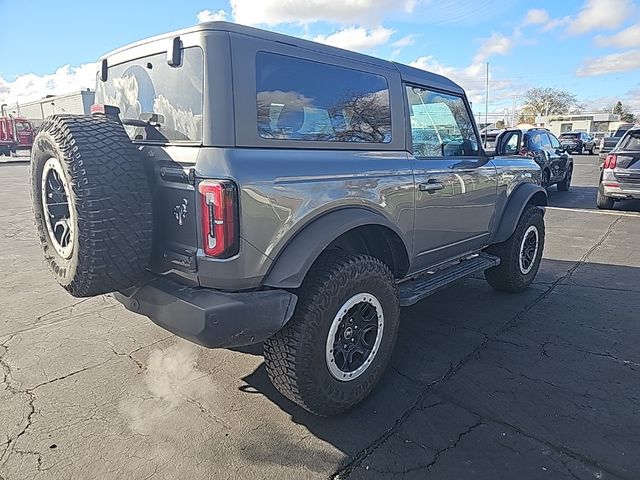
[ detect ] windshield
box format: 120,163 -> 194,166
560,133 -> 579,138
620,131 -> 640,151
614,127 -> 632,137
15,122 -> 32,132
96,47 -> 204,143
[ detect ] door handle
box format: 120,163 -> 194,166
419,179 -> 444,192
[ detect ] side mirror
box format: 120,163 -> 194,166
495,129 -> 522,156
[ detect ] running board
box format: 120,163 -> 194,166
398,254 -> 500,307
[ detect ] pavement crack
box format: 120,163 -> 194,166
333,215 -> 624,479
438,394 -> 632,480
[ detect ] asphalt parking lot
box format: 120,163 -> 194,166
1,154 -> 638,480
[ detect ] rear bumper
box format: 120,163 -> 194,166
115,277 -> 297,348
602,184 -> 640,200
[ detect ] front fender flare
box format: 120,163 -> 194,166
492,183 -> 547,244
263,208 -> 409,289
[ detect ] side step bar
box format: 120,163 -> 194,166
398,254 -> 500,307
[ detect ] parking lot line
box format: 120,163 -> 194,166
546,206 -> 639,217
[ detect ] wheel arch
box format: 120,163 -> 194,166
263,208 -> 410,289
491,183 -> 547,244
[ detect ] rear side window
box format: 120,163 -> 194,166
256,52 -> 391,143
620,132 -> 640,150
528,133 -> 543,150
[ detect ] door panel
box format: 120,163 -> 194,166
403,84 -> 497,271
411,157 -> 497,269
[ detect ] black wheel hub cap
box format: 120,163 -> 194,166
521,231 -> 537,271
332,301 -> 379,374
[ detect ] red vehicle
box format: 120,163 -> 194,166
0,108 -> 34,156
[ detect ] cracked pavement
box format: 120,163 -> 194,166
0,155 -> 639,479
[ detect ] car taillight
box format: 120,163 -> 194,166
604,154 -> 617,169
199,180 -> 238,258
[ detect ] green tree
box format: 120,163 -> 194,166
610,101 -> 637,123
520,87 -> 579,117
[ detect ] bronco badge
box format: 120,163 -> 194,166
174,198 -> 188,226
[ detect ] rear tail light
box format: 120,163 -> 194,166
604,154 -> 617,169
199,180 -> 239,258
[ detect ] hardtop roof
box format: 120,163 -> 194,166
100,21 -> 465,95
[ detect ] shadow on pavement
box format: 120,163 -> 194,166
236,258 -> 640,478
547,185 -> 640,212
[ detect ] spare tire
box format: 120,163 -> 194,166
30,115 -> 153,297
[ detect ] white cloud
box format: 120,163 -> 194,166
569,0 -> 634,34
313,26 -> 394,51
473,30 -> 519,63
230,0 -> 416,26
576,49 -> 640,76
392,34 -> 420,48
595,23 -> 640,47
523,9 -> 550,25
196,9 -> 228,23
0,63 -> 97,106
408,56 -> 519,108
541,16 -> 572,32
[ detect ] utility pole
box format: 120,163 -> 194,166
484,62 -> 489,145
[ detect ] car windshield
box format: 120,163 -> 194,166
560,133 -> 579,138
619,131 -> 640,151
614,127 -> 632,137
15,122 -> 31,132
95,47 -> 204,143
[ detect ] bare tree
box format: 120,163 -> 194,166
520,87 -> 579,118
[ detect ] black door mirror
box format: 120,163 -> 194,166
495,129 -> 522,156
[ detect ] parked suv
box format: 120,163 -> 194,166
597,126 -> 640,210
559,132 -> 595,155
30,22 -> 547,416
600,124 -> 635,159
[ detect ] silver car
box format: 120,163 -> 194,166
597,126 -> 640,209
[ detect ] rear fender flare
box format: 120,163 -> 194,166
263,208 -> 409,289
492,183 -> 547,244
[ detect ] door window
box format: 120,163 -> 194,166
405,86 -> 479,157
541,133 -> 552,150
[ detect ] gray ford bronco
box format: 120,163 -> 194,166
30,22 -> 546,416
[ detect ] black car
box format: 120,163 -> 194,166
498,128 -> 574,190
559,132 -> 596,154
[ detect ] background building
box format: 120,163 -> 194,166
6,90 -> 95,126
535,113 -> 623,139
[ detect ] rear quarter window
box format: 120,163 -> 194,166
255,52 -> 391,143
620,132 -> 640,150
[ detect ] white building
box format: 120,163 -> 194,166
535,113 -> 624,139
7,90 -> 95,126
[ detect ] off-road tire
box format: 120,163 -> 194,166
557,166 -> 572,191
30,115 -> 153,297
596,184 -> 615,210
263,250 -> 400,416
484,205 -> 545,293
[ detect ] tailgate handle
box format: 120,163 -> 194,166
160,167 -> 190,184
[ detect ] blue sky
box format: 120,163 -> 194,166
0,0 -> 639,115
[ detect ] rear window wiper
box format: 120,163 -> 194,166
121,113 -> 165,127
